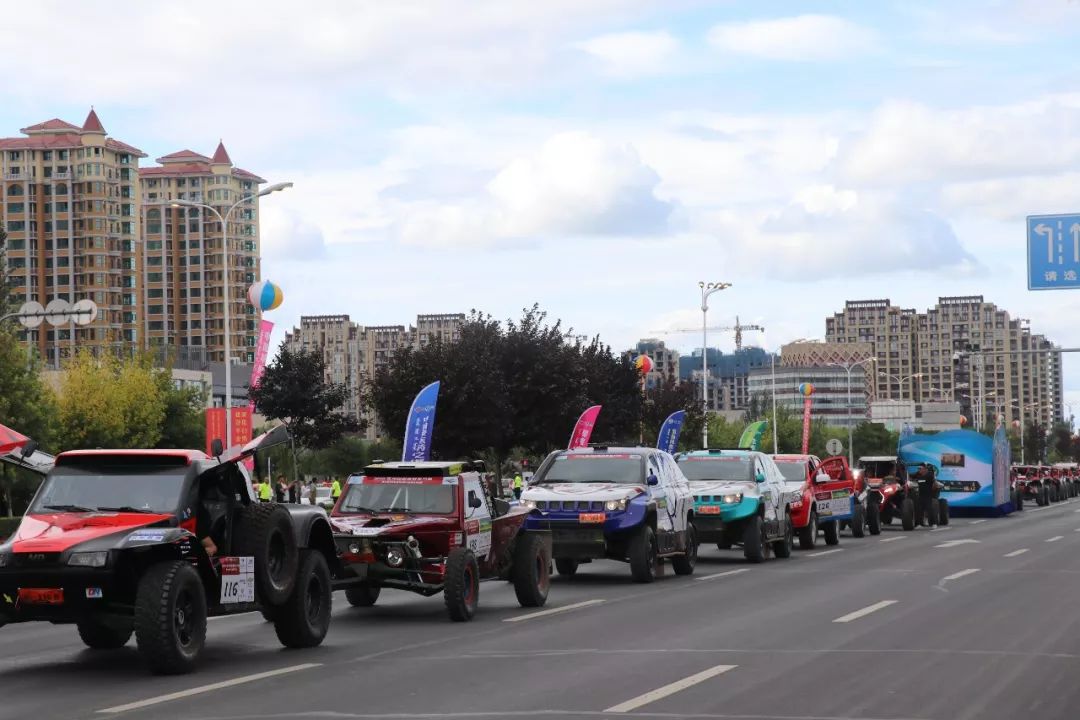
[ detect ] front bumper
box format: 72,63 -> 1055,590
523,503 -> 645,560
0,565 -> 126,624
692,498 -> 758,540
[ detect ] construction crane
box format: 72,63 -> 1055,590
649,316 -> 764,351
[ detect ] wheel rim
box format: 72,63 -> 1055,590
463,565 -> 476,607
175,588 -> 195,649
535,552 -> 550,593
304,573 -> 323,626
268,533 -> 286,579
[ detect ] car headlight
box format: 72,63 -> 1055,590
523,500 -> 537,510
605,498 -> 629,512
68,551 -> 108,568
385,546 -> 406,568
722,493 -> 743,504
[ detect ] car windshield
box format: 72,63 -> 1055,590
340,479 -> 454,514
678,457 -> 753,483
29,466 -> 186,515
860,461 -> 896,478
535,454 -> 645,484
773,462 -> 807,483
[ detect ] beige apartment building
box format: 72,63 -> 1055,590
139,142 -> 265,363
0,110 -> 145,366
283,313 -> 465,440
825,296 -> 1063,429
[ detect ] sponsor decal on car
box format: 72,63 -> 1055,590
219,556 -> 255,604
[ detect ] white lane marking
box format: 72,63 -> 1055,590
969,519 -> 988,525
880,537 -> 905,543
1004,549 -> 1029,557
604,664 -> 737,713
833,600 -> 898,624
808,549 -> 843,557
1046,535 -> 1064,543
941,568 -> 981,582
503,598 -> 605,623
208,610 -> 258,622
935,539 -> 980,548
696,568 -> 750,582
930,526 -> 953,532
1073,508 -> 1080,513
1075,528 -> 1080,532
97,663 -> 322,714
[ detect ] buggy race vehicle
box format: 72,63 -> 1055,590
332,460 -> 552,621
773,454 -> 870,548
676,449 -> 793,563
859,456 -> 946,531
1013,465 -> 1046,507
523,446 -> 697,582
0,425 -> 337,675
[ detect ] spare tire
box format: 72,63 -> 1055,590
234,503 -> 299,606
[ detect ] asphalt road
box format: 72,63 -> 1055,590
3,499 -> 1080,720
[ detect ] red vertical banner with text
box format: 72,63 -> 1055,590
231,407 -> 254,470
205,408 -> 226,456
800,397 -> 813,454
248,319 -> 274,416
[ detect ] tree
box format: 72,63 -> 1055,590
54,350 -> 166,449
250,347 -> 362,450
851,422 -> 899,458
643,367 -> 703,450
156,375 -> 207,450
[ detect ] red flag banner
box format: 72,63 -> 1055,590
248,319 -> 274,415
205,408 -> 226,456
801,397 -> 813,454
230,407 -> 254,470
0,423 -> 29,456
568,405 -> 603,449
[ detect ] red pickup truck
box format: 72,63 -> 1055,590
772,454 -> 868,549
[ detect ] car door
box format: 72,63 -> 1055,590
661,453 -> 690,533
814,456 -> 855,520
755,455 -> 780,529
463,475 -> 494,564
648,453 -> 676,538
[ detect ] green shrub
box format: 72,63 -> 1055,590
0,516 -> 20,541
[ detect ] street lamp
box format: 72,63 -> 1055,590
172,181 -> 293,443
698,281 -> 731,448
827,357 -> 876,465
1010,400 -> 1039,464
879,372 -> 923,396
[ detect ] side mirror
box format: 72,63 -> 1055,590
19,440 -> 38,459
210,438 -> 224,457
815,473 -> 831,484
755,472 -> 766,483
647,473 -> 660,487
468,490 -> 483,509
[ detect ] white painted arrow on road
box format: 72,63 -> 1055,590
935,539 -> 981,548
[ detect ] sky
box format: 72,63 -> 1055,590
5,0 -> 1080,406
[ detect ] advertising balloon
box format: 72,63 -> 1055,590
959,415 -> 968,426
247,280 -> 283,312
633,355 -> 654,375
798,382 -> 815,397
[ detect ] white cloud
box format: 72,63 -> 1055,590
707,15 -> 877,61
942,173 -> 1080,222
398,131 -> 672,247
576,30 -> 679,77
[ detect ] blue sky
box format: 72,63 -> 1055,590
5,0 -> 1080,407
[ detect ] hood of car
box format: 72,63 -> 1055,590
329,513 -> 456,537
688,480 -> 757,498
7,512 -> 173,553
523,483 -> 644,503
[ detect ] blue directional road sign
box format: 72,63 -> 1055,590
1027,213 -> 1080,290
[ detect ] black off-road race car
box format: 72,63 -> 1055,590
0,424 -> 338,674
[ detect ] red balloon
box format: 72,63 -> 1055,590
634,355 -> 654,375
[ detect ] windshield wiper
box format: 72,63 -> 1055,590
41,504 -> 95,513
374,506 -> 415,513
96,505 -> 156,514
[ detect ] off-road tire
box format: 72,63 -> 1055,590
938,499 -> 949,526
901,497 -> 916,531
274,549 -> 332,648
798,511 -> 818,550
554,558 -> 579,577
134,561 -> 207,675
743,514 -> 766,563
671,522 -> 697,575
511,532 -> 551,607
823,520 -> 840,546
926,498 -> 939,526
629,525 -> 658,583
1015,490 -> 1023,511
1039,485 -> 1049,507
77,619 -> 131,650
234,503 -> 299,606
851,502 -> 866,538
773,515 -> 793,559
1049,484 -> 1059,503
867,502 -> 882,535
444,547 -> 479,621
345,583 -> 381,607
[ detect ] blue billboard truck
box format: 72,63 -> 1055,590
897,426 -> 1013,516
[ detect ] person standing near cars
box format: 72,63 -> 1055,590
258,479 -> 273,503
512,473 -> 524,500
912,463 -> 938,526
331,477 -> 342,501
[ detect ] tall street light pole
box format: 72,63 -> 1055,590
828,357 -> 876,465
698,281 -> 731,449
172,181 -> 293,444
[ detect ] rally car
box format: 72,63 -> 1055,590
675,449 -> 793,563
0,425 -> 336,675
1013,465 -> 1047,506
860,456 -> 920,531
773,453 -> 868,549
522,446 -> 697,583
331,461 -> 551,621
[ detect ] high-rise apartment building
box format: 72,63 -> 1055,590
825,296 -> 1063,428
678,347 -> 772,412
283,313 -> 465,439
139,143 -> 265,363
0,110 -> 145,365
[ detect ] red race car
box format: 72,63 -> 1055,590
772,454 -> 867,549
